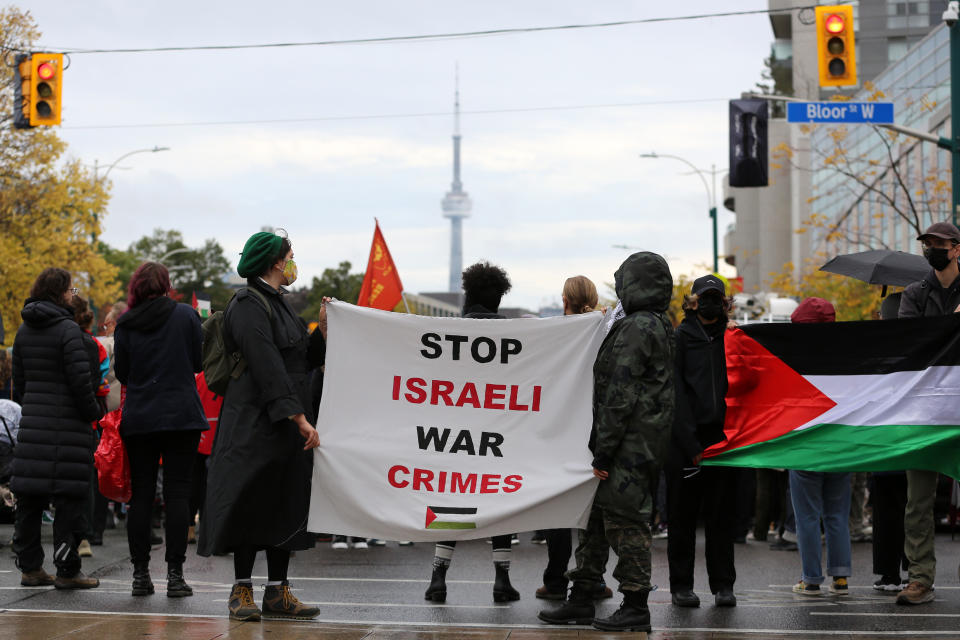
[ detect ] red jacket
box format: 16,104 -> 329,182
196,372 -> 223,456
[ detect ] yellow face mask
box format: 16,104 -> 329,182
282,259 -> 298,286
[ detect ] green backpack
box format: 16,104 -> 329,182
201,286 -> 272,396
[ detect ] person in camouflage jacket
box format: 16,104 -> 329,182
539,251 -> 675,633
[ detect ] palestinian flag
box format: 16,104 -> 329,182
702,314 -> 960,479
425,506 -> 477,530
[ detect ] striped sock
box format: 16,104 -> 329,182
492,549 -> 511,568
433,543 -> 454,569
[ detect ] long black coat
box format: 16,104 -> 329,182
671,315 -> 728,463
199,279 -> 324,555
114,297 -> 207,438
11,299 -> 103,497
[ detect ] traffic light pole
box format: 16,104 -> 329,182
950,17 -> 960,226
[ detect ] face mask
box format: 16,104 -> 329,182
924,247 -> 953,272
698,298 -> 724,321
282,259 -> 298,286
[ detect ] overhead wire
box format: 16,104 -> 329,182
27,5 -> 816,55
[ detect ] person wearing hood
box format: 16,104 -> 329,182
198,231 -> 324,622
786,298 -> 853,597
895,221 -> 960,605
666,274 -> 738,608
10,268 -> 104,590
539,252 -> 675,633
425,261 -> 523,605
114,262 -> 208,599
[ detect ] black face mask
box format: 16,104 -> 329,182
698,299 -> 724,321
924,247 -> 954,272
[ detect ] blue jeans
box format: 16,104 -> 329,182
789,470 -> 852,585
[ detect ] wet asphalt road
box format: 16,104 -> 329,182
2,523 -> 960,636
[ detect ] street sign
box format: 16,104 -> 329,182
787,101 -> 894,124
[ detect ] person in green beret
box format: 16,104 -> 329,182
198,230 -> 326,621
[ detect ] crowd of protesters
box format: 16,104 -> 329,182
1,222 -> 959,633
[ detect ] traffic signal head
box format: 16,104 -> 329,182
12,53 -> 63,128
729,99 -> 768,188
816,5 -> 857,88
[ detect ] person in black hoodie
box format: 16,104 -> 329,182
11,268 -> 103,590
667,274 -> 738,608
424,261 -> 521,604
114,262 -> 207,598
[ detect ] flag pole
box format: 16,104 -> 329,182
401,291 -> 412,314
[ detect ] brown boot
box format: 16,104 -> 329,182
228,583 -> 261,621
54,571 -> 100,590
20,568 -> 54,586
896,581 -> 935,605
262,581 -> 320,619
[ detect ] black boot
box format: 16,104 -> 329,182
424,563 -> 447,603
166,562 -> 193,598
131,562 -> 154,596
538,583 -> 596,625
592,590 -> 651,632
493,563 -> 520,603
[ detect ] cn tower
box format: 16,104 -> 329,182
442,71 -> 472,292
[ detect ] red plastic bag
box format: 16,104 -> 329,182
95,408 -> 131,503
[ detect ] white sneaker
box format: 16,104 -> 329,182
77,540 -> 93,558
352,540 -> 368,550
331,535 -> 349,550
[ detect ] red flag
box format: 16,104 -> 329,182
357,220 -> 404,311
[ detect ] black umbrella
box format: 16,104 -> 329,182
819,249 -> 929,291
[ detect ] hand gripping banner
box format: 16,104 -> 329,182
308,302 -> 605,541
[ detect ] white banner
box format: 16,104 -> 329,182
308,302 -> 605,541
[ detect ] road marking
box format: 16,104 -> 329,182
252,575 -> 492,584
811,611 -> 960,617
212,599 -> 510,609
771,584 -> 960,590
3,610 -> 960,634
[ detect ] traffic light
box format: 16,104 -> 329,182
816,5 -> 857,88
12,52 -> 64,128
729,99 -> 768,188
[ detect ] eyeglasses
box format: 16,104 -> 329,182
68,288 -> 79,296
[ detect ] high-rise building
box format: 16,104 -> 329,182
442,74 -> 472,292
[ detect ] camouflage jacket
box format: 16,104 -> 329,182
589,252 -> 676,471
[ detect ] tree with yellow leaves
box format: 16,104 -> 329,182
767,259 -> 882,321
0,7 -> 117,346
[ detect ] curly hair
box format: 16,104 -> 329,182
71,296 -> 95,331
29,268 -> 71,304
462,261 -> 511,313
128,262 -> 171,308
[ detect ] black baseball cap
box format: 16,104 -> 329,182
917,221 -> 960,243
691,274 -> 725,297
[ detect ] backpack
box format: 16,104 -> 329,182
202,287 -> 272,396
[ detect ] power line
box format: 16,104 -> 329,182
35,5 -> 815,55
60,98 -> 728,130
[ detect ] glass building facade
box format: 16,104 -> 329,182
809,23 -> 951,256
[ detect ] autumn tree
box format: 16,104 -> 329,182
0,8 -> 119,346
302,261 -> 364,320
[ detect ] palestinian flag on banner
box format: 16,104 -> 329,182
702,314 -> 960,479
425,506 -> 477,530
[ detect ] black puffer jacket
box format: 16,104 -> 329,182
11,298 -> 103,497
114,296 -> 207,438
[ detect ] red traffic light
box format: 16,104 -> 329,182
36,62 -> 56,80
824,13 -> 845,34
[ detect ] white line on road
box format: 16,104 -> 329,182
811,611 -> 960,617
211,599 -> 510,609
251,575 -> 492,584
3,609 -> 960,634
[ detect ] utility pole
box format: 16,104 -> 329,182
947,2 -> 960,225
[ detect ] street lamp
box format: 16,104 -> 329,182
640,152 -> 721,273
158,247 -> 192,263
97,146 -> 170,182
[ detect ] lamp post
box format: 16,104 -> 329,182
944,2 -> 960,226
96,146 -> 170,182
640,152 -> 721,273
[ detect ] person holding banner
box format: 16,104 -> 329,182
539,251 -> 675,633
424,261 -> 521,604
198,230 -> 325,621
536,275 -> 612,602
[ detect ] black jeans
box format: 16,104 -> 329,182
543,528 -> 573,590
13,493 -> 85,577
124,430 -> 200,565
871,473 -> 908,578
666,452 -> 738,593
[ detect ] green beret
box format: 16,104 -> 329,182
237,232 -> 283,278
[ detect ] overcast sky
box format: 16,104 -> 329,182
26,0 -> 772,310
